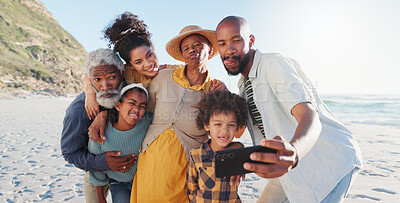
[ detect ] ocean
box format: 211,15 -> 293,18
320,94 -> 400,128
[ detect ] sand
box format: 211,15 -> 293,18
0,97 -> 399,202
343,124 -> 400,202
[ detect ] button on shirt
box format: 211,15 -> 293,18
238,50 -> 362,203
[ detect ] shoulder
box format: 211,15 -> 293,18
65,92 -> 88,120
190,145 -> 202,155
138,113 -> 153,126
157,68 -> 175,77
189,144 -> 204,160
256,51 -> 301,78
258,52 -> 294,66
150,68 -> 174,84
259,52 -> 281,60
66,93 -> 85,111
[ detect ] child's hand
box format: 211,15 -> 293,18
229,174 -> 245,187
88,111 -> 108,144
85,93 -> 99,120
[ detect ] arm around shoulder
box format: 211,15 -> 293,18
83,75 -> 99,120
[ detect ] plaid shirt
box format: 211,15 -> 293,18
187,140 -> 241,203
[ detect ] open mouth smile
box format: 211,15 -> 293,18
218,136 -> 230,142
130,113 -> 138,119
145,64 -> 159,72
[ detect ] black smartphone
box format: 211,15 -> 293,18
215,145 -> 277,178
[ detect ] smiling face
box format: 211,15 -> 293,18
114,90 -> 147,131
205,111 -> 238,152
128,45 -> 160,78
216,20 -> 254,76
90,64 -> 122,109
180,34 -> 212,68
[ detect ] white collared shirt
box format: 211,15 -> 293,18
238,50 -> 362,203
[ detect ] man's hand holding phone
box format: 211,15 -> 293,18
215,145 -> 277,178
243,136 -> 298,179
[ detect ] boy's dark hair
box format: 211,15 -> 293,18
103,12 -> 152,65
194,90 -> 248,130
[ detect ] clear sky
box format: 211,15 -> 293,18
40,0 -> 400,95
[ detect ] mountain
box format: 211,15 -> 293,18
0,0 -> 86,98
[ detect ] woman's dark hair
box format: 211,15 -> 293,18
103,12 -> 152,65
194,90 -> 248,130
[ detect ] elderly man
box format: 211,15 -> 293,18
215,16 -> 362,203
61,48 -> 136,202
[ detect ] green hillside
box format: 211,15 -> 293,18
0,0 -> 86,98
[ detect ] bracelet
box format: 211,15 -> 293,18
290,143 -> 299,169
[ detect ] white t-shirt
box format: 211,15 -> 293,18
238,50 -> 362,203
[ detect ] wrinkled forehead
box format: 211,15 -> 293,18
181,34 -> 210,47
90,65 -> 120,77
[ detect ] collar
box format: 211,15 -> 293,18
238,49 -> 261,87
173,65 -> 211,93
201,139 -> 215,162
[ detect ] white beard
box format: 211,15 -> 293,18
93,82 -> 123,109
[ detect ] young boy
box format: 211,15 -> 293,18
88,83 -> 152,203
187,90 -> 248,203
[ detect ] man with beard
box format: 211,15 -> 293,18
61,48 -> 137,202
215,16 -> 362,203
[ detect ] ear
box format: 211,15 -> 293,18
208,47 -> 213,59
203,123 -> 210,131
115,101 -> 122,112
249,34 -> 255,48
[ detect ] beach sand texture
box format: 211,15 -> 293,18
0,98 -> 399,202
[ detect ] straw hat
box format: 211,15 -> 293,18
165,25 -> 218,62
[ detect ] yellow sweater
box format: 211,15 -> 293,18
131,66 -> 211,203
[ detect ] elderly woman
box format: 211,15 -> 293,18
130,25 -> 222,202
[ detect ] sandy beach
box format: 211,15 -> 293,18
0,97 -> 399,202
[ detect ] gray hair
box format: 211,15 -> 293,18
83,48 -> 124,77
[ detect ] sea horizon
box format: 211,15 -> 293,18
1,92 -> 399,128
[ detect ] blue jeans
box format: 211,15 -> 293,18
321,167 -> 360,203
109,179 -> 132,203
